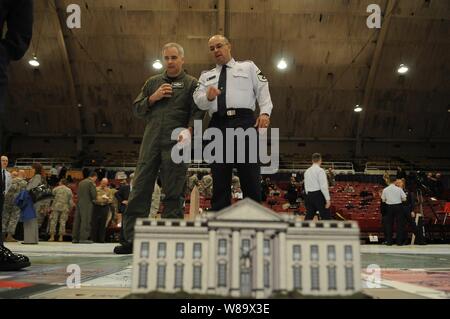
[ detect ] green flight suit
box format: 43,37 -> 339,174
123,70 -> 204,244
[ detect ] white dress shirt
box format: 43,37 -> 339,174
2,168 -> 12,195
193,58 -> 274,117
381,184 -> 406,205
304,164 -> 331,201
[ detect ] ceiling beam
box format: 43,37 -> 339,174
52,0 -> 85,150
355,0 -> 397,157
217,0 -> 226,35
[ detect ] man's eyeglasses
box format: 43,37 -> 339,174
209,43 -> 227,51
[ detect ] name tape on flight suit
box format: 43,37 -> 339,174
171,82 -> 185,89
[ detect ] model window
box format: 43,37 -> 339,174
138,262 -> 148,289
242,239 -> 251,255
311,267 -> 320,291
140,242 -> 149,258
218,263 -> 227,287
264,239 -> 270,256
293,266 -> 302,290
345,245 -> 353,261
264,261 -> 270,288
328,266 -> 337,290
218,239 -> 227,256
310,245 -> 319,262
156,264 -> 166,289
174,264 -> 184,289
193,265 -> 202,289
176,243 -> 184,259
157,242 -> 166,258
345,267 -> 354,290
293,245 -> 301,261
193,243 -> 202,259
327,245 -> 336,261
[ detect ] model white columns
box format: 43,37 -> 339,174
255,230 -> 264,298
231,229 -> 240,297
207,229 -> 216,293
278,231 -> 287,291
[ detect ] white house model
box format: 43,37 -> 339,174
132,198 -> 361,298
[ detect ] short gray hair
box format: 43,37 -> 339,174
162,42 -> 184,58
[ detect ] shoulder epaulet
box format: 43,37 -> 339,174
237,60 -> 254,64
202,67 -> 216,74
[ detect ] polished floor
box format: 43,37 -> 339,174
0,242 -> 449,299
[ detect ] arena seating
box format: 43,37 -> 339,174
5,160 -> 449,242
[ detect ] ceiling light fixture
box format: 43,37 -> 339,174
28,55 -> 40,68
152,60 -> 163,70
397,64 -> 409,74
354,105 -> 363,113
277,59 -> 287,70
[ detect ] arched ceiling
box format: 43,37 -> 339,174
3,0 -> 450,157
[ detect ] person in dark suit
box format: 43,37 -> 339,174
72,172 -> 98,243
115,175 -> 132,244
0,0 -> 33,271
286,176 -> 299,207
396,167 -> 407,180
379,190 -> 388,243
116,181 -> 131,215
396,179 -> 426,245
260,176 -> 268,202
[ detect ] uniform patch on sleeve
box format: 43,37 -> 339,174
194,82 -> 201,92
257,70 -> 268,82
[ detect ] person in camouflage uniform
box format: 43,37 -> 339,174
186,172 -> 199,195
200,172 -> 213,198
48,179 -> 74,242
2,170 -> 27,242
26,162 -> 52,232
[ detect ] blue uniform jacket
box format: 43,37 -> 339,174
15,190 -> 36,221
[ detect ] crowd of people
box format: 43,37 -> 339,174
1,156 -> 143,245
380,177 -> 427,245
382,167 -> 445,199
3,151 -> 448,253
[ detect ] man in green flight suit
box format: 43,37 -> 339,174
114,43 -> 204,254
